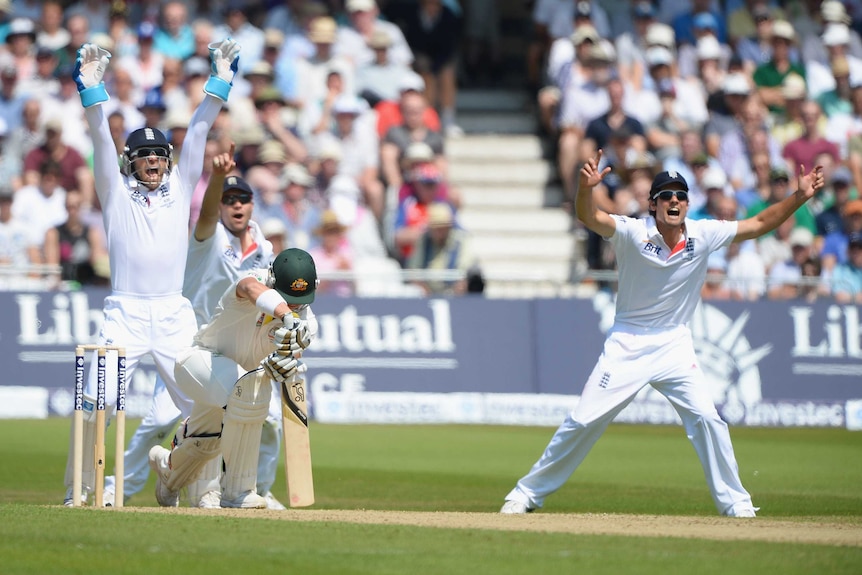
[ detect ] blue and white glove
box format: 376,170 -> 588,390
74,43 -> 111,108
204,38 -> 240,102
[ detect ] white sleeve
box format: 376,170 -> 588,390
84,105 -> 122,212
176,94 -> 224,203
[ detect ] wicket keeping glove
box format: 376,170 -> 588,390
204,38 -> 240,102
74,43 -> 111,108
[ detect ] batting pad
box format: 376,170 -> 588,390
222,370 -> 271,500
187,455 -> 222,506
163,431 -> 220,492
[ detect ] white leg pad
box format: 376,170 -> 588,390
221,370 -> 271,501
187,455 -> 223,506
64,394 -> 99,493
164,417 -> 222,492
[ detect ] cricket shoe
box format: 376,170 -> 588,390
196,490 -> 222,509
148,446 -> 179,507
499,500 -> 535,514
263,491 -> 287,510
102,487 -> 115,507
63,487 -> 89,507
221,490 -> 267,509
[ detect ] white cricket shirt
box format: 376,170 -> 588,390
85,97 -> 222,296
609,215 -> 737,329
183,219 -> 273,327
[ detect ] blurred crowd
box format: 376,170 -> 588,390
534,0 -> 862,303
0,0 -> 479,297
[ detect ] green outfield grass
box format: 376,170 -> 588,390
1,419 -> 861,574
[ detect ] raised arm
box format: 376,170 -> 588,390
177,38 -> 241,194
74,44 -> 121,209
193,142 -> 236,242
575,149 -> 616,238
735,164 -> 824,242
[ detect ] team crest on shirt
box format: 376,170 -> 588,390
683,238 -> 695,261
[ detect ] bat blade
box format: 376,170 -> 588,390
281,376 -> 314,507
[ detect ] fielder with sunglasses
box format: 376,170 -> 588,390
62,39 -> 241,506
501,150 -> 824,518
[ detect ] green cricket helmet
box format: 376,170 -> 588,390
271,248 -> 318,304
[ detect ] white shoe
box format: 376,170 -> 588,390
197,490 -> 222,509
148,446 -> 179,507
220,490 -> 267,509
63,486 -> 88,507
727,508 -> 758,518
263,491 -> 287,510
500,500 -> 533,514
102,488 -> 115,507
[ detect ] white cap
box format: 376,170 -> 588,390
696,35 -> 722,60
645,23 -> 675,49
398,70 -> 425,93
260,218 -> 287,238
822,0 -> 852,24
781,73 -> 807,100
327,174 -> 361,199
346,0 -> 376,12
789,227 -> 814,248
702,166 -> 727,190
771,20 -> 795,41
723,73 -> 751,95
404,141 -> 434,163
822,23 -> 851,47
646,46 -> 673,67
332,94 -> 365,115
282,162 -> 315,187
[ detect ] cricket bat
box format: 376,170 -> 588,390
281,375 -> 314,507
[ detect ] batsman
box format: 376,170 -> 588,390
149,248 -> 318,508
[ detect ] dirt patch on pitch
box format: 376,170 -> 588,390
127,508 -> 862,547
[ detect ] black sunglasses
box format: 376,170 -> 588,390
222,192 -> 253,205
132,146 -> 170,159
653,190 -> 689,202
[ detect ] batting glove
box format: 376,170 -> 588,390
261,351 -> 302,383
74,43 -> 111,108
204,38 -> 240,102
272,325 -> 303,358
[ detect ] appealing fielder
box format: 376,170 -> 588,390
501,150 -> 824,517
62,39 -> 241,506
149,248 -> 318,508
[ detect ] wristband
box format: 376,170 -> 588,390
255,289 -> 285,319
203,75 -> 231,101
79,84 -> 109,108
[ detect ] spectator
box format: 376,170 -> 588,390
309,209 -> 354,297
356,28 -> 412,107
807,23 -> 862,102
748,165 -> 818,235
614,1 -> 657,92
677,13 -> 732,81
380,88 -> 446,192
66,0 -> 110,35
462,0 -> 501,87
213,0 -> 264,74
264,0 -> 305,39
35,0 -> 69,52
326,173 -> 387,260
701,250 -> 732,300
3,97 -> 39,182
832,232 -> 862,303
18,46 -> 60,101
260,217 -> 288,255
402,0 -> 463,136
758,214 -> 796,273
733,2 -> 783,70
820,198 -> 862,282
117,22 -> 164,96
783,100 -> 840,176
753,19 -> 806,114
375,70 -> 441,139
315,94 -> 383,223
5,18 -> 37,82
12,158 -> 67,249
770,73 -> 808,150
259,161 -> 320,251
23,117 -> 93,206
582,76 -> 646,163
799,255 -> 825,302
689,166 -> 733,220
106,1 -> 137,60
798,0 -> 862,68
718,96 -> 783,190
138,87 -> 168,134
0,61 -> 25,133
406,201 -> 474,296
703,72 -> 751,159
253,85 -> 307,165
672,0 -> 727,47
393,162 -> 450,264
0,186 -> 40,276
55,14 -> 90,72
42,188 -> 108,288
816,166 -> 856,237
335,0 -> 413,70
726,240 -> 768,301
767,226 -> 816,299
153,1 -> 194,61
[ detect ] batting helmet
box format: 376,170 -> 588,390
270,248 -> 318,305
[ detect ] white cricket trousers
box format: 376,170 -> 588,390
506,324 -> 755,516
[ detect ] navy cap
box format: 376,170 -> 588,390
138,21 -> 156,39
222,175 -> 253,196
139,87 -> 166,110
649,170 -> 689,199
575,1 -> 591,17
